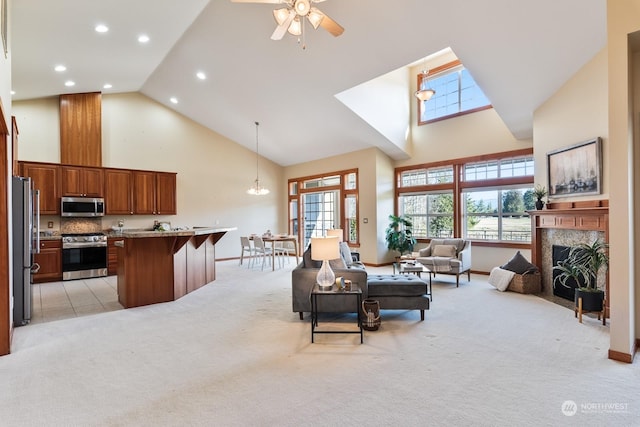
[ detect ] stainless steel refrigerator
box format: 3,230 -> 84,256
12,176 -> 40,326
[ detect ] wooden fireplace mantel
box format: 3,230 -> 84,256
528,200 -> 609,316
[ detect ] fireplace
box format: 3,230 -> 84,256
528,201 -> 608,314
552,245 -> 579,300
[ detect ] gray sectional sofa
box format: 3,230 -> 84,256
292,243 -> 430,320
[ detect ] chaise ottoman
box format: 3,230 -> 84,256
366,274 -> 430,320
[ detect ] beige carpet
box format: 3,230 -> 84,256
1,260 -> 638,426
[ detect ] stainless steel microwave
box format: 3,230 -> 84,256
61,197 -> 105,217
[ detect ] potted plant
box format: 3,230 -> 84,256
533,184 -> 547,210
553,239 -> 609,313
385,214 -> 416,259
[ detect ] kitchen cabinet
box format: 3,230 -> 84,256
107,238 -> 120,275
20,162 -> 61,215
105,169 -> 133,215
133,171 -> 177,215
59,92 -> 102,167
33,240 -> 62,283
61,166 -> 104,197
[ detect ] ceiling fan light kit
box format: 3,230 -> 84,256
233,0 -> 343,47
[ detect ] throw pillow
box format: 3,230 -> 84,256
500,251 -> 538,275
431,244 -> 456,258
339,242 -> 353,267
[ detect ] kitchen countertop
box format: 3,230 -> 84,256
107,226 -> 237,239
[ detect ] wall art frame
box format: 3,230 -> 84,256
547,137 -> 602,198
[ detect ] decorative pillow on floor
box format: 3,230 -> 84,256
431,244 -> 457,258
500,251 -> 538,274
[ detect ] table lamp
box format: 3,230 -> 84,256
311,236 -> 340,290
326,228 -> 343,242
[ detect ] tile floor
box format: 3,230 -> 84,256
31,275 -> 123,324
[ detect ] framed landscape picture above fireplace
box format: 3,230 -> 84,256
547,137 -> 602,198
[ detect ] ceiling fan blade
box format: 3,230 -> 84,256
319,12 -> 344,37
231,0 -> 283,4
271,10 -> 295,40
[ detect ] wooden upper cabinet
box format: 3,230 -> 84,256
105,169 -> 133,215
20,162 -> 61,214
133,171 -> 156,215
133,171 -> 177,215
61,166 -> 104,197
156,172 -> 177,215
59,92 -> 102,167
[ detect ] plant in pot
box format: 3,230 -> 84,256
385,214 -> 416,259
553,239 -> 609,313
533,184 -> 547,210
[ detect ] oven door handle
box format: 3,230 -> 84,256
62,242 -> 108,249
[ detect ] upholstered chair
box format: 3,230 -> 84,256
416,238 -> 472,287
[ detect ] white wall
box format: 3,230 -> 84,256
533,48 -> 609,199
12,92 -> 285,259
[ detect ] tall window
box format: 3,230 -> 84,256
289,169 -> 359,250
463,187 -> 532,241
396,150 -> 534,244
418,60 -> 491,125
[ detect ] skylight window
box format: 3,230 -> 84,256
418,61 -> 491,125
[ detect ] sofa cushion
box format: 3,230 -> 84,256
329,257 -> 347,270
302,246 -> 322,268
367,274 -> 428,297
500,251 -> 538,275
431,244 -> 456,258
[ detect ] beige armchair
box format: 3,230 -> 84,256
416,238 -> 472,287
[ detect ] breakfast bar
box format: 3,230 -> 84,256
114,227 -> 236,308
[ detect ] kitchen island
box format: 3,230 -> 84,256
113,227 -> 236,308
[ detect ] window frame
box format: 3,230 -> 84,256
288,168 -> 360,250
417,60 -> 493,126
395,149 -> 534,248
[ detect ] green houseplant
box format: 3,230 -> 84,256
533,184 -> 547,210
553,239 -> 609,312
385,214 -> 416,258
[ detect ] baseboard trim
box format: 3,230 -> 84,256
608,343 -> 637,364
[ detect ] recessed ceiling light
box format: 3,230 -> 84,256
95,24 -> 109,33
103,83 -> 112,89
10,90 -> 15,95
65,80 -> 76,87
138,34 -> 150,43
196,71 -> 207,80
170,97 -> 178,104
54,65 -> 67,72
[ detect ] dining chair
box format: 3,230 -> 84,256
274,240 -> 295,267
239,236 -> 255,268
252,236 -> 273,271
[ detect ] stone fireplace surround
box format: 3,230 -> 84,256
529,200 -> 609,315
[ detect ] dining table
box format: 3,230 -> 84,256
252,235 -> 300,271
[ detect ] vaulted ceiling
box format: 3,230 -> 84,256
11,0 -> 607,166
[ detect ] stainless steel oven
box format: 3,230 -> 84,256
62,233 -> 108,280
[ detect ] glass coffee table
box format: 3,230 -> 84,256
311,283 -> 363,344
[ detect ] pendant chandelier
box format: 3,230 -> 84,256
247,121 -> 270,196
415,69 -> 436,102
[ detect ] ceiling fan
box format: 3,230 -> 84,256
232,0 -> 344,41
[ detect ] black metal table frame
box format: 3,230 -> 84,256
311,284 -> 363,344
